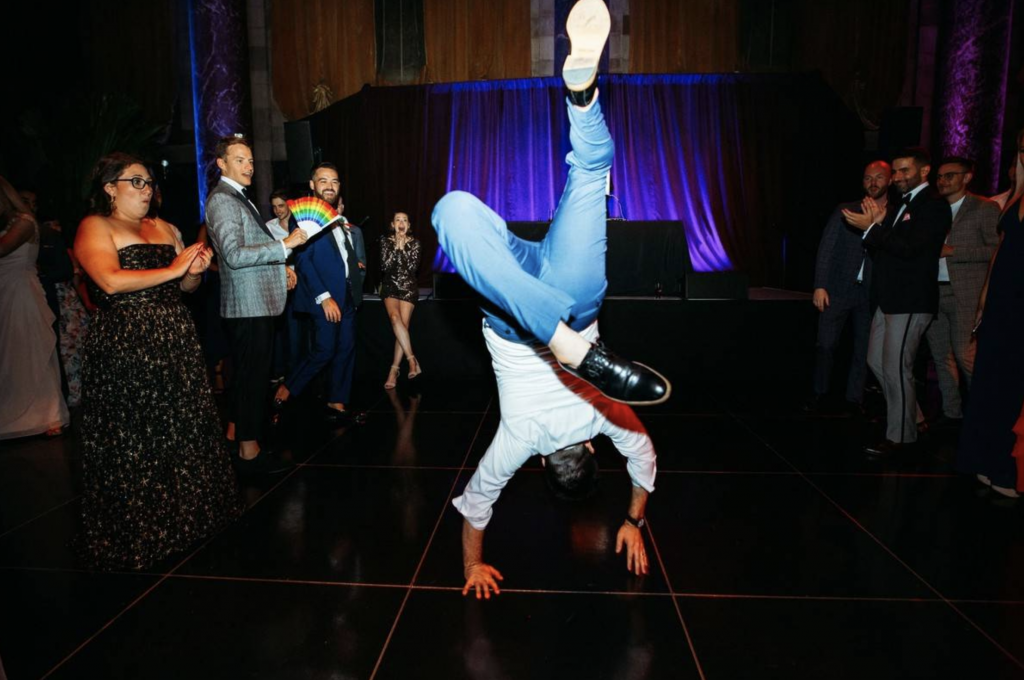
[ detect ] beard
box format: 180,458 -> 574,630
316,190 -> 339,208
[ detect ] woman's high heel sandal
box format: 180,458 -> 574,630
407,356 -> 422,380
384,365 -> 401,390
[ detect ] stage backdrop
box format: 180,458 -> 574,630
305,73 -> 862,292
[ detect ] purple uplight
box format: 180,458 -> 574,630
934,0 -> 1014,194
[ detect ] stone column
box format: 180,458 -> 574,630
188,0 -> 253,216
932,0 -> 1014,193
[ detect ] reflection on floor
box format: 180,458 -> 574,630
2,377 -> 1023,679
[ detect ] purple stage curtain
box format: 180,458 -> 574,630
308,73 -> 861,289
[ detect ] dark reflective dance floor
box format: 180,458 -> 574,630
2,377 -> 1024,679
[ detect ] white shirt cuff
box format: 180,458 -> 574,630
281,242 -> 291,259
315,292 -> 332,305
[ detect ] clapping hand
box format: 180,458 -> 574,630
842,197 -> 886,231
187,245 -> 213,275
171,243 -> 205,277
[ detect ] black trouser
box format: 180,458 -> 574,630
224,316 -> 276,442
812,285 -> 871,403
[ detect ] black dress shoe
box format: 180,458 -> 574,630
801,394 -> 825,414
323,407 -> 352,424
841,401 -> 865,418
929,414 -> 963,430
560,343 -> 671,406
864,439 -> 913,459
233,449 -> 294,475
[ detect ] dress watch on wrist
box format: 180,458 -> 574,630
624,514 -> 645,529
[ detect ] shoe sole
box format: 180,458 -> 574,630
563,0 -> 611,92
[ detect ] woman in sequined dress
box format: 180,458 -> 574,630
74,153 -> 243,570
379,212 -> 422,389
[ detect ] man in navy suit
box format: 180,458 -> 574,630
805,161 -> 892,414
274,162 -> 366,421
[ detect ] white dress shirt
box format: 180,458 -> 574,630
314,219 -> 351,305
452,320 -> 657,530
938,195 -> 965,282
265,217 -> 288,240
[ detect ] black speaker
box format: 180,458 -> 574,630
284,121 -> 317,184
879,107 -> 923,157
684,272 -> 749,300
431,272 -> 479,300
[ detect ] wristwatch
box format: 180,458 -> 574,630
624,514 -> 645,529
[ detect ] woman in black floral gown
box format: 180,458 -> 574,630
379,212 -> 422,388
74,153 -> 242,570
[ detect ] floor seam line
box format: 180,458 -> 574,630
646,516 -> 708,680
38,418 -> 354,678
368,395 -> 494,680
728,411 -> 1024,671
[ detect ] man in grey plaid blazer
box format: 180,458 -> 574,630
926,157 -> 1001,423
205,135 -> 307,473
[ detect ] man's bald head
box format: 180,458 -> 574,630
863,161 -> 892,200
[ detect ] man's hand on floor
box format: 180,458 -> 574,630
463,563 -> 504,599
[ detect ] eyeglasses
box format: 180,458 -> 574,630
114,177 -> 156,190
936,171 -> 967,181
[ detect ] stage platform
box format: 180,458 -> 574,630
355,287 -> 817,385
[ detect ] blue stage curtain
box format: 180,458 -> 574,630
309,73 -> 862,289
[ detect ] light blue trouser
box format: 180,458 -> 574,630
431,97 -> 613,345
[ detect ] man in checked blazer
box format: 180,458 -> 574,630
806,160 -> 893,414
925,157 -> 1000,424
843,147 -> 951,458
205,134 -> 307,474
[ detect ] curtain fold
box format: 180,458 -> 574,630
270,0 -> 378,120
630,0 -> 740,74
308,74 -> 862,290
271,0 -> 531,120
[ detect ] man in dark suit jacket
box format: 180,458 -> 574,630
926,157 -> 1000,424
843,147 -> 951,457
273,162 -> 366,421
806,160 -> 892,414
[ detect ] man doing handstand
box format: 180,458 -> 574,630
431,0 -> 663,599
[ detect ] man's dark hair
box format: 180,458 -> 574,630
543,442 -> 599,501
270,188 -> 290,202
213,134 -> 252,160
893,146 -> 931,168
310,162 -> 339,180
939,156 -> 975,174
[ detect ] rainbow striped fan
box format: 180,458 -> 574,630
287,196 -> 343,237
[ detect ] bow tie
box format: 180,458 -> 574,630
901,193 -> 912,206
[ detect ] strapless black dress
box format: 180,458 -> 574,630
79,244 -> 242,570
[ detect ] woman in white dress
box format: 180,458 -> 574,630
0,176 -> 69,439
